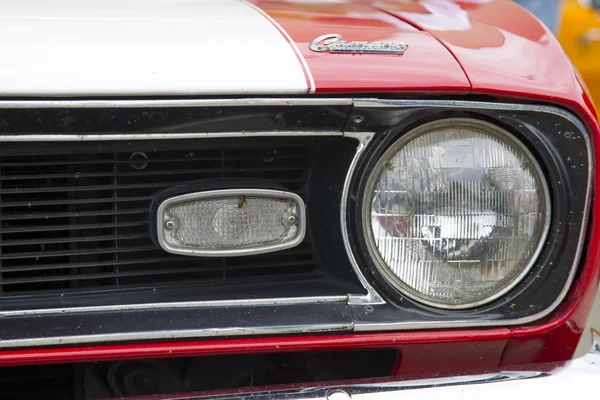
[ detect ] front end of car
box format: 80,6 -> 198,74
0,0 -> 598,398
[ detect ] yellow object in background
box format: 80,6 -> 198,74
558,0 -> 600,106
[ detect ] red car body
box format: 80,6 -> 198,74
0,0 -> 598,398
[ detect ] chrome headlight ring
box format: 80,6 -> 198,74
345,105 -> 590,322
361,118 -> 552,309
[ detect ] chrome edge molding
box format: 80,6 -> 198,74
156,189 -> 306,257
0,323 -> 353,349
149,334 -> 600,400
351,98 -> 594,330
342,132 -> 386,305
0,131 -> 343,141
0,295 -> 348,317
0,98 -> 353,109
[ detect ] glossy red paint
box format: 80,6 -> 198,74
248,0 -> 471,94
0,0 -> 597,373
0,329 -> 509,376
376,0 -> 584,106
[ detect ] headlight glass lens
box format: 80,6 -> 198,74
364,119 -> 550,309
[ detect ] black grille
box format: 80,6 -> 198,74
0,140 -> 321,296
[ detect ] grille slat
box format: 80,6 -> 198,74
0,245 -> 157,261
1,260 -> 319,286
1,221 -> 147,234
1,233 -> 149,246
0,195 -> 155,208
0,154 -> 307,168
2,256 -> 192,273
0,165 -> 307,181
0,142 -> 321,297
0,182 -> 179,194
1,180 -> 306,197
1,245 -> 317,274
0,169 -> 306,193
0,207 -> 147,221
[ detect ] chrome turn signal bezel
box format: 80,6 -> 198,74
156,189 -> 306,257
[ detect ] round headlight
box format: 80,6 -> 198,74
363,118 -> 551,309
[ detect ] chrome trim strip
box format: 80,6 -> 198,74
351,98 -> 594,329
341,132 -> 385,305
0,98 -> 353,109
143,334 -> 600,400
0,131 -> 343,141
156,189 -> 306,257
0,323 -> 353,348
0,295 -> 348,317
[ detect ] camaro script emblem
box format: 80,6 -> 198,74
309,34 -> 408,55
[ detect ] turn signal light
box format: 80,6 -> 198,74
156,189 -> 305,257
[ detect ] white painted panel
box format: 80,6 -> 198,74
0,0 -> 308,96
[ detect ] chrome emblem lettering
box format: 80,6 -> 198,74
309,34 -> 408,55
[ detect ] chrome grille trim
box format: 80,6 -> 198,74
0,98 -> 354,109
0,295 -> 348,317
0,131 -> 343,141
0,321 -> 354,349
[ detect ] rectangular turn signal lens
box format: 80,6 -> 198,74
156,189 -> 305,257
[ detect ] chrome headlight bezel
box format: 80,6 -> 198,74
345,106 -> 590,321
360,118 -> 552,310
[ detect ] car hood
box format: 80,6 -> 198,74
0,0 -> 582,103
0,0 -> 470,97
375,0 -> 585,108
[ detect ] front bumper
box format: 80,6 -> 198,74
129,332 -> 600,400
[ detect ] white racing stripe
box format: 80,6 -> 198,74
242,0 -> 315,93
0,0 -> 309,96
